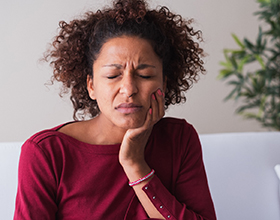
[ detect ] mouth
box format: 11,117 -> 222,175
115,103 -> 143,114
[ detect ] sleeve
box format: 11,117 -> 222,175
13,139 -> 58,220
142,124 -> 216,220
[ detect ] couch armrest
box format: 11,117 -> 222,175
0,142 -> 22,220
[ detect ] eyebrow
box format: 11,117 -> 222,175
136,64 -> 156,70
102,64 -> 123,69
102,63 -> 156,69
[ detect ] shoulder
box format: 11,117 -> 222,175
154,117 -> 196,134
157,117 -> 188,125
147,117 -> 202,169
27,123 -> 69,144
22,122 -> 75,153
151,117 -> 201,152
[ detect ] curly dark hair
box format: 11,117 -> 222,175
45,0 -> 205,120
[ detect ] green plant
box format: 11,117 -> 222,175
219,0 -> 280,130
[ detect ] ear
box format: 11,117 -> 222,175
87,75 -> 96,100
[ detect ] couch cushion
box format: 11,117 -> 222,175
200,132 -> 280,220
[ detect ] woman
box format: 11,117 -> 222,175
14,0 -> 216,219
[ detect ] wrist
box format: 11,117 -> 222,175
119,154 -> 146,167
129,169 -> 155,187
121,162 -> 151,184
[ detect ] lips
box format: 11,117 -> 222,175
115,103 -> 143,114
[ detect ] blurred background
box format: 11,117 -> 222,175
0,0 -> 268,142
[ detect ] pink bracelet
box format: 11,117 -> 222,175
129,169 -> 155,187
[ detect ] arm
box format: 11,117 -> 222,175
14,140 -> 57,220
119,90 -> 216,219
142,126 -> 216,219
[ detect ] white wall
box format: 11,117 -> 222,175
0,0 -> 268,142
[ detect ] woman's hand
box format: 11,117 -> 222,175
119,88 -> 165,170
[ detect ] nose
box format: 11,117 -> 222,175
119,73 -> 138,97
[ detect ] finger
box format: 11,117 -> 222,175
134,91 -> 161,132
155,88 -> 165,119
141,105 -> 153,130
150,93 -> 158,124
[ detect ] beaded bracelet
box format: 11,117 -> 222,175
129,169 -> 155,187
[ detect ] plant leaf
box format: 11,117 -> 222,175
232,34 -> 245,49
244,38 -> 256,53
254,54 -> 266,69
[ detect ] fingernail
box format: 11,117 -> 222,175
157,88 -> 163,96
149,108 -> 152,114
152,94 -> 156,100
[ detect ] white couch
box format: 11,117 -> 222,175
200,132 -> 280,220
1,132 -> 280,220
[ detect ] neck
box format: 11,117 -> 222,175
87,114 -> 127,145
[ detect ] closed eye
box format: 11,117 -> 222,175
107,75 -> 119,79
136,64 -> 155,79
139,75 -> 152,79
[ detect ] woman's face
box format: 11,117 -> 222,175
87,36 -> 165,130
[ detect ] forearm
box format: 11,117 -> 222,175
122,162 -> 216,220
121,162 -> 165,219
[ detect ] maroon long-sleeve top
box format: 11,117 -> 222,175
14,117 -> 216,220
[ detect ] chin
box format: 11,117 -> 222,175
117,117 -> 145,130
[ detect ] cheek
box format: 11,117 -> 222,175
145,81 -> 164,94
95,97 -> 112,115
140,83 -> 162,104
93,86 -> 112,107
